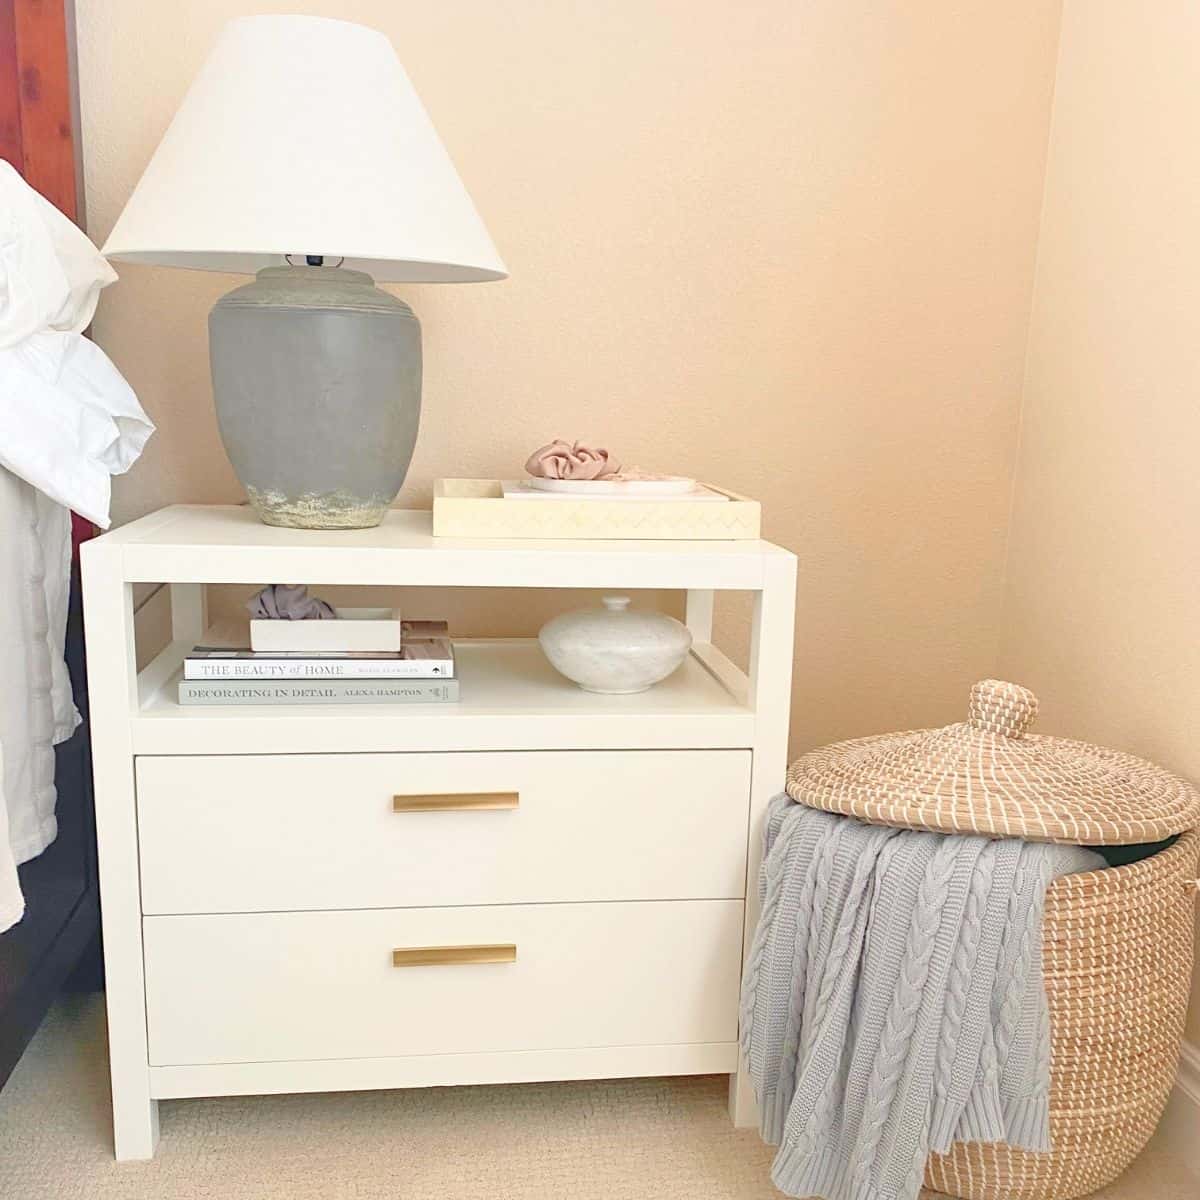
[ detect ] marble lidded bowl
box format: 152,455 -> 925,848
538,596 -> 693,694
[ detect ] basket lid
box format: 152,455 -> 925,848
786,679 -> 1200,845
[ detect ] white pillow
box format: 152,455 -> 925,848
0,332 -> 153,527
0,159 -> 116,347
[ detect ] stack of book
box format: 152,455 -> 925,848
177,619 -> 458,706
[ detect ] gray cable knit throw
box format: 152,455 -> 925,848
740,798 -> 1105,1200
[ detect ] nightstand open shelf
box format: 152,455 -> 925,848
81,504 -> 796,1160
134,638 -> 754,755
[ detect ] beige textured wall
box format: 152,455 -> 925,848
76,0 -> 1062,755
997,1 -> 1200,1041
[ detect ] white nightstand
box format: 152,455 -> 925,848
81,505 -> 796,1161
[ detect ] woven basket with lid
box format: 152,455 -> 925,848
785,680 -> 1200,1200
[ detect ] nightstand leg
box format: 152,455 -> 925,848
169,582 -> 207,641
730,556 -> 796,1129
685,589 -> 714,641
728,1069 -> 758,1128
82,547 -> 161,1160
111,1090 -> 160,1162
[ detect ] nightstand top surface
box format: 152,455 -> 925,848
86,505 -> 794,588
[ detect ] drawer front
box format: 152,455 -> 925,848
136,750 -> 750,913
143,900 -> 744,1066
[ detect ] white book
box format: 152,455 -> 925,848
183,638 -> 455,681
178,678 -> 460,705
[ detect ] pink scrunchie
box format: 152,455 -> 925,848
524,439 -> 622,480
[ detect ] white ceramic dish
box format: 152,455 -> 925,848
249,607 -> 402,652
504,481 -> 728,504
538,596 -> 692,694
525,476 -> 696,496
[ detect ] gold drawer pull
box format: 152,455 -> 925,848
392,944 -> 517,968
392,791 -> 519,813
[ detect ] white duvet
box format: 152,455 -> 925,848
0,160 -> 153,931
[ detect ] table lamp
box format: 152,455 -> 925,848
102,15 -> 506,528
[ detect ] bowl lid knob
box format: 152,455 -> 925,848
967,679 -> 1039,738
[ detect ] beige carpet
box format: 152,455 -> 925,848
0,997 -> 1196,1200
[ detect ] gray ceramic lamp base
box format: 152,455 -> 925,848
208,264 -> 421,529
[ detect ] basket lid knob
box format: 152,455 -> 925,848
967,679 -> 1039,738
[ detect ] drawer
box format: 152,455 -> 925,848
143,900 -> 744,1066
136,750 -> 750,913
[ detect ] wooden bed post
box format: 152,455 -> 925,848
0,0 -> 83,220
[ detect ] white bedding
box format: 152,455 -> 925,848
0,469 -> 76,931
0,161 -> 153,931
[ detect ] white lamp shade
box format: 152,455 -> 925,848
101,15 -> 506,283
